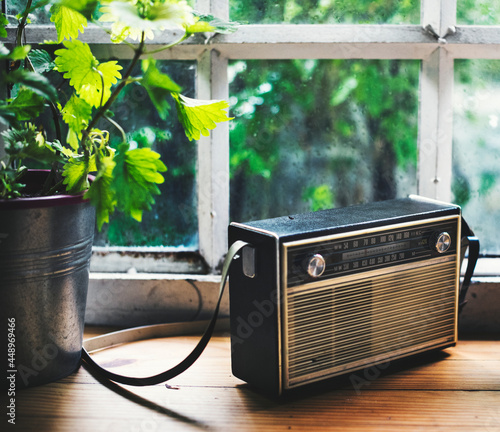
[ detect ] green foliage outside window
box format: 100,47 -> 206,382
228,0 -> 422,222
229,59 -> 419,222
228,0 -> 500,257
229,0 -> 420,24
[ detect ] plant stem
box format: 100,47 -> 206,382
81,33 -> 146,152
143,33 -> 191,55
80,27 -> 191,153
40,162 -> 59,196
45,178 -> 64,196
15,0 -> 33,48
49,101 -> 63,143
104,115 -> 127,145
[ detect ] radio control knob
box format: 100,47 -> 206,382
434,232 -> 452,254
307,254 -> 326,278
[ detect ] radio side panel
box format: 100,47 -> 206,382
228,224 -> 282,395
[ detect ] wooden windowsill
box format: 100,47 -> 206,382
4,328 -> 500,431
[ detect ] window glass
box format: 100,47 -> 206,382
230,0 -> 420,24
229,59 -> 419,223
457,0 -> 500,24
16,56 -> 198,248
92,60 -> 198,248
5,0 -> 52,24
454,60 -> 500,256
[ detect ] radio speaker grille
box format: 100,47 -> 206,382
284,260 -> 457,388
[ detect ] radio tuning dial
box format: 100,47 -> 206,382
434,232 -> 452,254
307,254 -> 326,278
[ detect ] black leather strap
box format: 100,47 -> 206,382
458,217 -> 480,314
81,240 -> 249,386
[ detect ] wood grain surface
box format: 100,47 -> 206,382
3,330 -> 500,432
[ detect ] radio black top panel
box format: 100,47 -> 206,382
237,195 -> 460,240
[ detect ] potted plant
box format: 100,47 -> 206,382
0,0 -> 234,388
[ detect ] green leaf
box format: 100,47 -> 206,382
50,4 -> 87,42
56,0 -> 99,20
0,42 -> 9,58
54,40 -> 122,107
302,184 -> 334,212
7,45 -> 32,61
29,49 -> 56,74
185,18 -> 216,34
7,89 -> 46,121
6,69 -> 58,103
191,13 -> 239,34
2,124 -> 63,164
112,144 -> 167,222
0,43 -> 31,61
331,77 -> 358,107
0,106 -> 18,128
99,0 -> 194,42
61,94 -> 92,139
0,13 -> 8,38
50,140 -> 77,159
172,93 -> 233,141
0,165 -> 27,199
84,156 -> 116,230
62,155 -> 95,193
141,59 -> 181,120
66,128 -> 80,151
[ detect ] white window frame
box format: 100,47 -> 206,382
2,0 -> 499,328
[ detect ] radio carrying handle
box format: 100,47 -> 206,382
459,217 -> 480,314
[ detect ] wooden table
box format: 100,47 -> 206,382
4,328 -> 500,431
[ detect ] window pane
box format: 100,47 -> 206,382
6,0 -> 51,24
17,56 -> 198,248
457,0 -> 500,25
230,0 -> 420,24
454,60 -> 500,256
93,60 -> 198,248
229,59 -> 419,223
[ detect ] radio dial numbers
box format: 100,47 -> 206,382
297,227 -> 453,281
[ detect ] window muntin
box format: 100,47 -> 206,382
229,59 -> 419,223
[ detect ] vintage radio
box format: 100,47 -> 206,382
228,195 -> 478,395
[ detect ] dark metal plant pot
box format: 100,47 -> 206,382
0,170 -> 95,388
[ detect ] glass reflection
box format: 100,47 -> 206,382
454,60 -> 500,255
230,0 -> 420,24
229,59 -> 419,223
